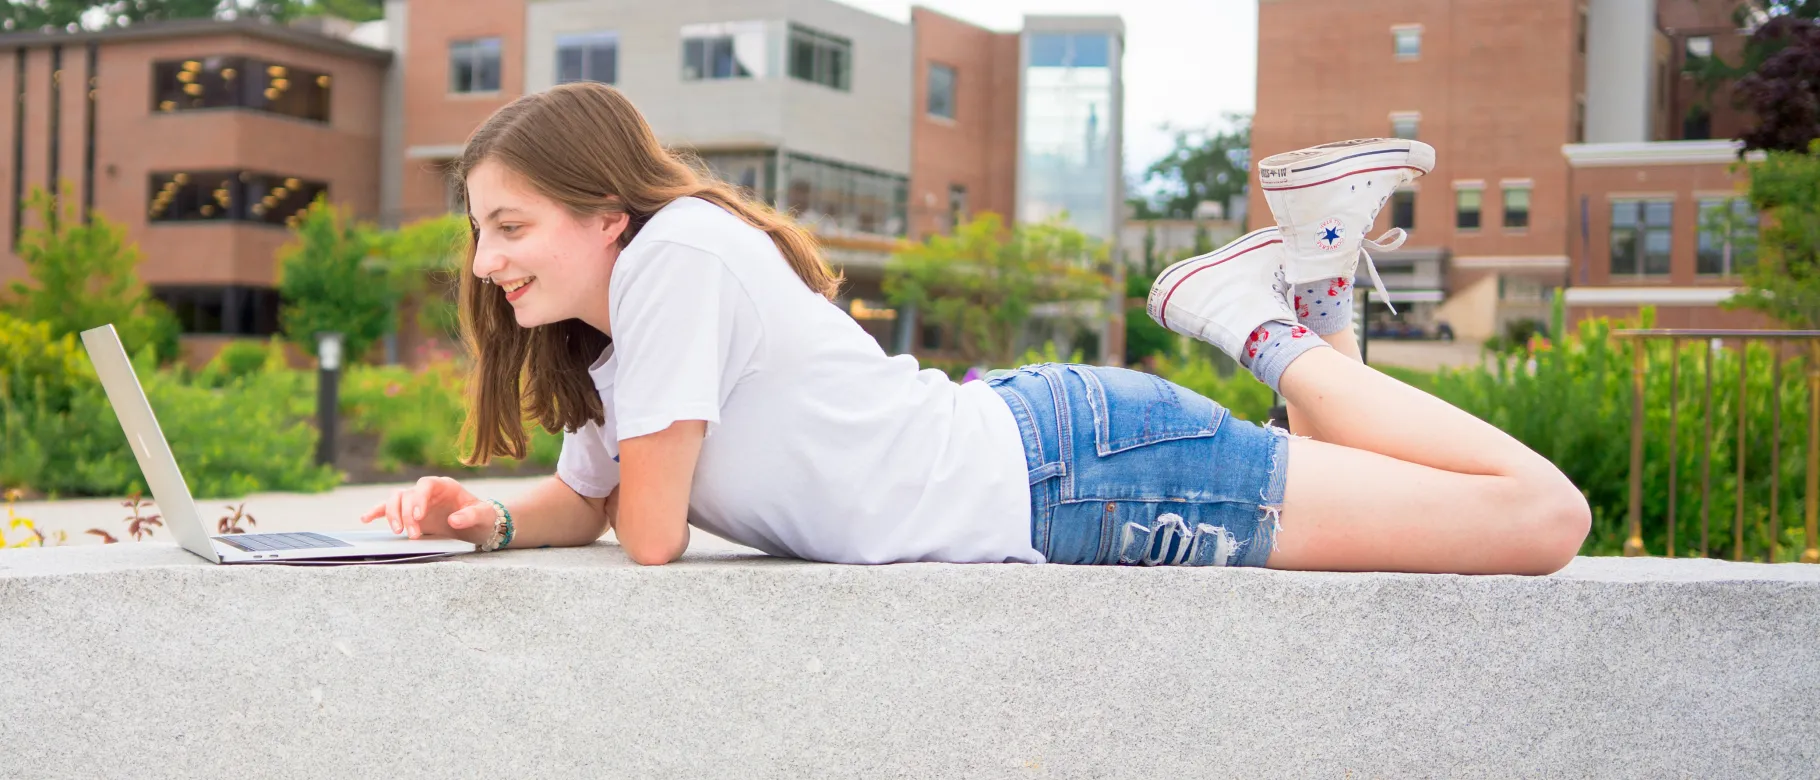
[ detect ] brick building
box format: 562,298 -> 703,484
0,3 -> 1126,364
0,19 -> 388,362
1251,0 -> 1773,342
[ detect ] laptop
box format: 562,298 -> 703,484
80,324 -> 476,565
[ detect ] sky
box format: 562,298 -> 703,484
839,0 -> 1259,190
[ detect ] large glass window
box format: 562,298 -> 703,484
450,38 -> 502,93
682,21 -> 767,81
1610,199 -> 1674,276
151,56 -> 331,122
927,62 -> 956,119
150,285 -> 281,335
1697,197 -> 1758,276
696,150 -> 777,204
1020,32 -> 1115,239
556,31 -> 618,85
148,170 -> 328,227
782,152 -> 906,237
788,24 -> 851,91
1504,186 -> 1531,229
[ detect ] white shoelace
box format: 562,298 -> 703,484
1359,227 -> 1407,315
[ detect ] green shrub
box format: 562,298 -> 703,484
1426,303 -> 1808,562
0,312 -> 338,498
1,186 -> 180,365
196,338 -> 278,388
1152,352 -> 1277,424
341,361 -> 563,473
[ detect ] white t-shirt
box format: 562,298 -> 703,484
555,197 -> 1043,565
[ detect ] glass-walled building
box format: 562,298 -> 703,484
1017,18 -> 1124,242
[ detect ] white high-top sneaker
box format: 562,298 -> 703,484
1146,227 -> 1297,359
1257,138 -> 1435,311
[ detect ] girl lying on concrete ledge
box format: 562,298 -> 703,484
362,82 -> 1589,574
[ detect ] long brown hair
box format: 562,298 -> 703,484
453,82 -> 840,465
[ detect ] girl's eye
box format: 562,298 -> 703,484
499,224 -> 521,235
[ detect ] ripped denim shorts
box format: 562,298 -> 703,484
985,363 -> 1289,568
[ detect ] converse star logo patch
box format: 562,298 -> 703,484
1315,218 -> 1344,250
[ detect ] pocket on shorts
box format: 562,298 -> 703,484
1065,365 -> 1226,457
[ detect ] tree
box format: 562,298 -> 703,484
1683,1 -> 1820,150
1,186 -> 180,363
276,197 -> 399,362
376,213 -> 470,343
2,0 -> 312,32
1735,13 -> 1820,151
1136,113 -> 1251,220
884,213 -> 1109,366
1725,140 -> 1820,326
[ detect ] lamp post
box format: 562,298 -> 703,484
316,332 -> 343,467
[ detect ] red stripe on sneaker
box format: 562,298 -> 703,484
1260,165 -> 1429,192
1158,239 -> 1283,329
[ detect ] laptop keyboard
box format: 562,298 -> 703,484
216,532 -> 355,552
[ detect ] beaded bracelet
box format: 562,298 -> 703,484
479,497 -> 515,552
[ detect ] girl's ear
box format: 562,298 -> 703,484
602,210 -> 631,247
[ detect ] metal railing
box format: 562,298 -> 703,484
1614,329 -> 1820,563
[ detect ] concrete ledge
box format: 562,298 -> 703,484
3,544 -> 1816,778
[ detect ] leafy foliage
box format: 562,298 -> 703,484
1132,114 -> 1251,221
1,0 -> 329,32
0,312 -> 339,498
885,213 -> 1110,365
1727,142 -> 1820,327
1735,13 -> 1820,152
1424,298 -> 1810,561
340,361 -> 560,474
276,198 -> 401,363
1,187 -> 179,364
377,213 -> 471,344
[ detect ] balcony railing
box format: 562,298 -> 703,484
1615,329 -> 1820,563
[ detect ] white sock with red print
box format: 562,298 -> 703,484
1294,277 -> 1355,336
1238,320 -> 1330,393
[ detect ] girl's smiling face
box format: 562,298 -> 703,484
465,159 -> 628,332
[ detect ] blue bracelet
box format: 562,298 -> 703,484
482,497 -> 515,551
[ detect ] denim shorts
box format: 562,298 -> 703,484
985,363 -> 1290,568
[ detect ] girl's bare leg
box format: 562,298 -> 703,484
1264,348 -> 1589,575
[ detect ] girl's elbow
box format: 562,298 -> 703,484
622,530 -> 688,566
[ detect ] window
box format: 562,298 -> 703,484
1577,7 -> 1588,55
1686,35 -> 1714,62
682,22 -> 767,81
149,285 -> 281,335
1455,188 -> 1482,230
1503,186 -> 1531,229
148,170 -> 328,227
556,32 -> 618,84
450,38 -> 501,93
1391,113 -> 1419,140
1028,33 -> 1111,68
1610,199 -> 1673,276
151,56 -> 330,122
948,183 -> 968,229
1391,190 -> 1416,231
1393,26 -> 1421,59
697,150 -> 776,203
1697,197 -> 1758,276
927,62 -> 956,119
788,24 -> 851,91
782,151 -> 907,237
